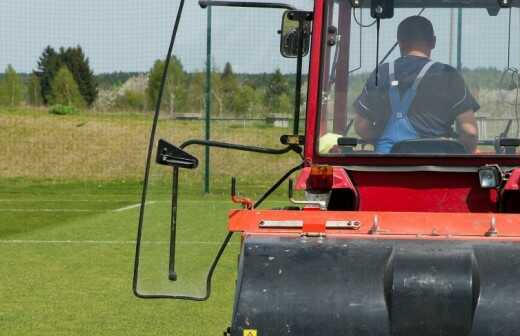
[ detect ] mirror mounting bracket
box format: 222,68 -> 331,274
156,139 -> 198,169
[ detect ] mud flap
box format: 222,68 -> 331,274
231,235 -> 520,336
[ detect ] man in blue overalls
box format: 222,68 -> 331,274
354,16 -> 479,153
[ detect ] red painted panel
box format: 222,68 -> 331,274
304,0 -> 324,160
228,209 -> 520,239
349,171 -> 498,213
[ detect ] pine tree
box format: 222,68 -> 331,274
0,65 -> 24,107
222,62 -> 234,80
60,46 -> 98,106
49,66 -> 85,108
27,74 -> 42,106
34,46 -> 62,104
34,45 -> 97,106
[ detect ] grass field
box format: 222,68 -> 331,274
0,108 -> 301,334
0,179 -> 248,335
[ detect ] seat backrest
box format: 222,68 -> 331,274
390,138 -> 467,154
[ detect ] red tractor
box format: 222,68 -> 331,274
134,0 -> 520,334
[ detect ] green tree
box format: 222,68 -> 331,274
221,62 -> 241,115
146,56 -> 187,118
49,66 -> 85,108
232,84 -> 257,117
0,65 -> 24,107
187,72 -> 205,114
34,45 -> 97,106
34,46 -> 62,104
27,74 -> 42,106
59,46 -> 98,106
264,69 -> 290,114
115,90 -> 146,111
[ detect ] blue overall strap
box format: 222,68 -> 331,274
388,60 -> 436,119
375,60 -> 436,153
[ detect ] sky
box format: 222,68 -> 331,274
0,0 -> 518,74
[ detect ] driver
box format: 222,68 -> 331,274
354,15 -> 480,153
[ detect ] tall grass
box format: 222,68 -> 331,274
0,108 -> 300,187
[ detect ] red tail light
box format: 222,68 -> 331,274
307,165 -> 333,191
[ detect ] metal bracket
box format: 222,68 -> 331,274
369,215 -> 382,234
485,216 -> 498,237
231,177 -> 254,209
288,179 -> 327,210
156,139 -> 198,169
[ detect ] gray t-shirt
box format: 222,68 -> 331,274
355,55 -> 480,137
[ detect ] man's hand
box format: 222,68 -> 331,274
456,110 -> 478,153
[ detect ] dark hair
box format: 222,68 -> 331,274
397,16 -> 435,43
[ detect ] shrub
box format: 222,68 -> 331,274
115,90 -> 146,111
48,67 -> 85,109
48,104 -> 78,115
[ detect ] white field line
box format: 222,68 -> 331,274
0,201 -> 152,213
0,240 -> 234,246
113,201 -> 156,212
0,209 -> 103,213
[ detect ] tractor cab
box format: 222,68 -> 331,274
133,0 -> 520,335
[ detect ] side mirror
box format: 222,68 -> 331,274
280,10 -> 312,58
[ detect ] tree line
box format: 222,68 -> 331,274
1,45 -> 510,117
123,57 -> 295,118
0,47 -> 295,118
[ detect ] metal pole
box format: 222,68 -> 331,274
204,5 -> 212,193
293,18 -> 305,135
449,8 -> 454,66
456,8 -> 462,72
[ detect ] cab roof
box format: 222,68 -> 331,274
356,0 -> 519,9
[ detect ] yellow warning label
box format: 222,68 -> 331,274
243,329 -> 257,336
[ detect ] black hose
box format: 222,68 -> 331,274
133,0 -> 186,298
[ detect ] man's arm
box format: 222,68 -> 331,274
456,110 -> 478,153
354,113 -> 380,141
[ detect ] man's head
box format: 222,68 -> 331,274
397,16 -> 436,57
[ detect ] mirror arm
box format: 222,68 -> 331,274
199,0 -> 296,10
293,23 -> 305,135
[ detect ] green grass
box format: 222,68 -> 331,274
0,178 -> 293,335
0,106 -> 300,334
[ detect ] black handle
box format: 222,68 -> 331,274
231,177 -> 237,197
288,179 -> 294,199
199,0 -> 296,10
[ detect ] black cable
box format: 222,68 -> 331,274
135,231 -> 234,301
352,7 -> 376,28
254,162 -> 304,209
375,18 -> 381,86
133,0 -> 186,298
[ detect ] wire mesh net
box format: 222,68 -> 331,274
0,0 -> 311,186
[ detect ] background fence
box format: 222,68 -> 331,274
0,2 -> 519,186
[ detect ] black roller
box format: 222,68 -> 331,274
230,236 -> 520,335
